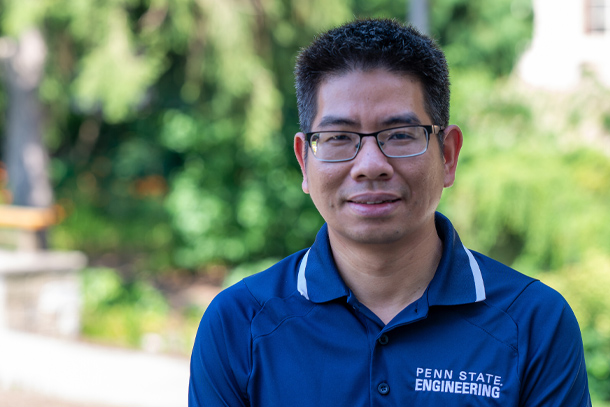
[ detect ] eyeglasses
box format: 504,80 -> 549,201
305,125 -> 444,162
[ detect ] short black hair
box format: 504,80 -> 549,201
295,18 -> 450,138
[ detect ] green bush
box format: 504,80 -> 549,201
80,267 -> 202,355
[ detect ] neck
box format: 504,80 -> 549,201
329,222 -> 443,325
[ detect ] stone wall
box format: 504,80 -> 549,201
0,250 -> 87,337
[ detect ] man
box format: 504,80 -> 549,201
189,18 -> 591,406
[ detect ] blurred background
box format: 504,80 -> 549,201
0,0 -> 609,405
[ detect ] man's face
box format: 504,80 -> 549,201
294,69 -> 461,249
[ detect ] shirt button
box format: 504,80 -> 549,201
378,334 -> 389,345
377,382 -> 390,395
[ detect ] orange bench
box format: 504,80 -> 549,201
0,205 -> 60,250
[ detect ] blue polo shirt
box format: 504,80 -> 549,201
189,213 -> 591,406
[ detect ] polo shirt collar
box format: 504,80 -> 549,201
297,223 -> 350,303
427,212 -> 486,306
297,212 -> 486,306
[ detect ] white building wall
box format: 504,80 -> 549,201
518,0 -> 610,89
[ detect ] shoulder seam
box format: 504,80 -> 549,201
506,279 -> 539,313
239,279 -> 258,401
252,300 -> 318,341
496,279 -> 540,387
242,278 -> 264,308
457,303 -> 518,353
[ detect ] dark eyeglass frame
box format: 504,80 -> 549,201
305,125 -> 444,162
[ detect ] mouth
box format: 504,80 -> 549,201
350,199 -> 400,205
345,194 -> 401,217
346,193 -> 401,205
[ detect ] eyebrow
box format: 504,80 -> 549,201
381,113 -> 422,127
315,116 -> 358,128
315,113 -> 422,130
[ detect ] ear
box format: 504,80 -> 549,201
441,125 -> 463,188
294,132 -> 310,194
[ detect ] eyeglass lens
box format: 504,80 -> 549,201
310,126 -> 428,161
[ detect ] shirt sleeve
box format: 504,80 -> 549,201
189,282 -> 256,407
510,281 -> 591,407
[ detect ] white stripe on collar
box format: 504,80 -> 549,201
297,245 -> 486,303
297,249 -> 310,300
463,244 -> 486,302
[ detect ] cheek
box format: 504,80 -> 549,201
407,161 -> 444,202
307,168 -> 344,207
423,165 -> 446,201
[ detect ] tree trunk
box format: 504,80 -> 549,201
409,0 -> 430,35
1,29 -> 53,249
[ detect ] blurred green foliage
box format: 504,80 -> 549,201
1,0 -> 609,402
433,0 -> 533,76
81,267 -> 169,347
0,0 -> 534,274
81,267 -> 203,354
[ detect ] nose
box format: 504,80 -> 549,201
350,136 -> 394,180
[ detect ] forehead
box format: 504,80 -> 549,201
313,69 -> 429,130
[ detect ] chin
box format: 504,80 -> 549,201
340,226 -> 406,246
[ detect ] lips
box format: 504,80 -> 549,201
347,193 -> 401,205
345,193 -> 402,218
345,194 -> 401,217
360,199 -> 399,204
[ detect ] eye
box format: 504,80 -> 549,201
382,127 -> 425,144
320,132 -> 356,144
329,134 -> 352,141
388,130 -> 417,140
